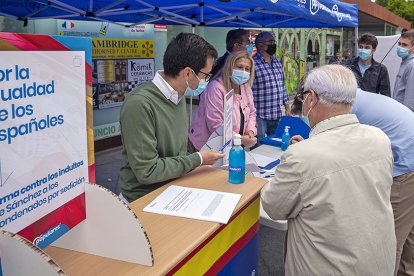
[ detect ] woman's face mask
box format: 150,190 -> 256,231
231,69 -> 250,85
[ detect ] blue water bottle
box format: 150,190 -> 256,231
281,126 -> 290,151
229,134 -> 245,184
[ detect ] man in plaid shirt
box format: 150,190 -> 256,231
252,31 -> 291,142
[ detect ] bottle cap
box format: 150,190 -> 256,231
284,126 -> 290,133
234,134 -> 242,146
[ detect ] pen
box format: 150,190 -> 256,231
218,140 -> 231,152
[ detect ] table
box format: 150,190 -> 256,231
45,166 -> 267,275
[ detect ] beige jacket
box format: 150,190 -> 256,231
261,114 -> 396,276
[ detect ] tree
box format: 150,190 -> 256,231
376,0 -> 414,26
375,0 -> 388,7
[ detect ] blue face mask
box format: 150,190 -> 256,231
397,46 -> 413,59
231,70 -> 250,85
185,70 -> 208,97
246,44 -> 254,55
301,94 -> 311,127
357,49 -> 372,61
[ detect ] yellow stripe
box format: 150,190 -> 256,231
86,87 -> 95,166
174,197 -> 260,275
0,40 -> 20,50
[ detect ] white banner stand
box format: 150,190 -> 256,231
0,184 -> 153,275
0,230 -> 65,276
223,89 -> 234,164
52,183 -> 153,266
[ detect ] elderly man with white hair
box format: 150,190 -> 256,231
261,64 -> 396,275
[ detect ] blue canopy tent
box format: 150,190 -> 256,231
0,0 -> 358,28
0,0 -> 358,126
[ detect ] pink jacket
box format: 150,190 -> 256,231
189,77 -> 257,150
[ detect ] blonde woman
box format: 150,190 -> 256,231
189,51 -> 257,150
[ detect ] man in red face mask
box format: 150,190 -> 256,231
251,31 -> 291,147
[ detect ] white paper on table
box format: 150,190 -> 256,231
249,152 -> 278,168
143,185 -> 242,224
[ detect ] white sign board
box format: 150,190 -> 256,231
376,35 -> 401,96
0,51 -> 88,233
128,58 -> 154,84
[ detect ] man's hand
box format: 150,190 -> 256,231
289,135 -> 304,145
200,150 -> 225,166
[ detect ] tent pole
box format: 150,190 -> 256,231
354,27 -> 358,56
89,0 -> 93,12
189,25 -> 196,128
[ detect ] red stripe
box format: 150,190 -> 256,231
17,193 -> 86,243
85,63 -> 93,86
166,196 -> 259,275
205,222 -> 260,275
0,33 -> 70,51
21,34 -> 70,50
88,164 -> 96,183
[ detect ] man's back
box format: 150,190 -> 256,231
262,114 -> 396,275
353,90 -> 414,176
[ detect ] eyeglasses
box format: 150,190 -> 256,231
198,70 -> 213,82
296,90 -> 311,102
236,41 -> 253,47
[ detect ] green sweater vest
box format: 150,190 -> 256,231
119,81 -> 201,202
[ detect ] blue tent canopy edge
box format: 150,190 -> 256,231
0,0 -> 358,28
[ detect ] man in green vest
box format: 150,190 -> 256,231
119,33 -> 224,202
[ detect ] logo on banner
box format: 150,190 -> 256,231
332,4 -> 342,22
296,0 -> 306,8
270,0 -> 279,3
99,22 -> 109,36
310,0 -> 320,15
61,21 -> 75,29
33,224 -> 70,249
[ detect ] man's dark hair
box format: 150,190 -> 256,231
358,33 -> 378,49
401,29 -> 414,47
226,29 -> 249,51
163,33 -> 218,78
255,31 -> 274,47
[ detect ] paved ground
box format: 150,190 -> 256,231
94,146 -> 285,276
95,146 -> 123,195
